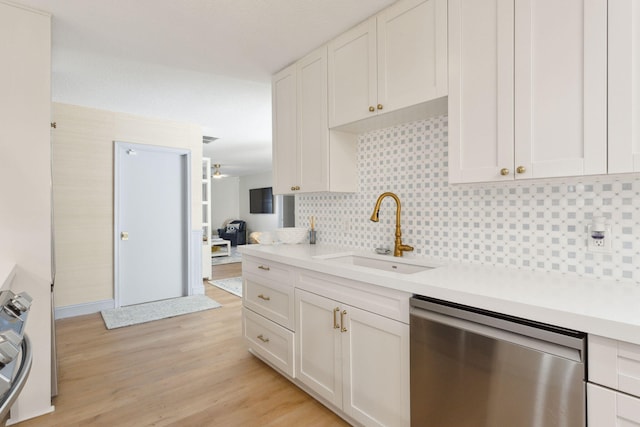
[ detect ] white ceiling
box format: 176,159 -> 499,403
19,0 -> 396,176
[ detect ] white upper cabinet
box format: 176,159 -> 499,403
272,48 -> 357,195
328,0 -> 447,128
514,0 -> 607,179
377,0 -> 447,114
448,0 -> 607,183
271,64 -> 297,195
328,18 -> 377,128
297,47 -> 329,193
448,0 -> 514,183
608,0 -> 640,174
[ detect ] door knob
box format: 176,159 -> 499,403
500,168 -> 510,176
516,166 -> 526,174
121,231 -> 129,241
377,104 -> 383,110
369,106 -> 375,112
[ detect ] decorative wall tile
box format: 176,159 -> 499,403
296,115 -> 640,284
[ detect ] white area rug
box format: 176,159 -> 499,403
211,247 -> 243,266
101,295 -> 221,330
208,277 -> 242,297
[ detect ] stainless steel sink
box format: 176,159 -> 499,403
320,254 -> 434,274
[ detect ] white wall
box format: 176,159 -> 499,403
239,172 -> 281,236
0,1 -> 53,422
211,177 -> 240,233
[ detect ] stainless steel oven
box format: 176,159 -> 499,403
410,295 -> 586,427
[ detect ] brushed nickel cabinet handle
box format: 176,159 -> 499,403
333,307 -> 340,329
257,294 -> 270,301
258,265 -> 270,271
341,310 -> 347,332
257,334 -> 269,343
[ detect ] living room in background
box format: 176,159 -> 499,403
239,172 -> 294,238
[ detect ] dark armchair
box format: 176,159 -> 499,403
217,220 -> 247,246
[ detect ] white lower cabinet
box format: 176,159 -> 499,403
295,288 -> 410,427
243,307 -> 295,377
588,383 -> 640,426
588,335 -> 640,426
242,256 -> 296,377
243,256 -> 411,426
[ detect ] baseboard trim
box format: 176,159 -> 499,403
55,299 -> 114,319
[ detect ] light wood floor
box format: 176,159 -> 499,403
16,263 -> 348,426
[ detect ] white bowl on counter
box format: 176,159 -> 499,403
276,227 -> 308,244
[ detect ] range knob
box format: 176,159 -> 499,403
9,293 -> 32,314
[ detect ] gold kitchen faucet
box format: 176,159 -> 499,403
370,192 -> 414,257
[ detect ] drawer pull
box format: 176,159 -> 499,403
341,310 -> 348,333
257,334 -> 270,343
258,265 -> 270,271
257,294 -> 271,301
333,307 -> 340,329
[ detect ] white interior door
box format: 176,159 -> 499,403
115,142 -> 191,307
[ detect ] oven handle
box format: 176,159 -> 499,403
0,334 -> 33,419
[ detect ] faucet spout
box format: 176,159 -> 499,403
370,192 -> 414,257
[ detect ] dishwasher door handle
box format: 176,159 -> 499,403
411,308 -> 584,363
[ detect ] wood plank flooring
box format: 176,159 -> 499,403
16,262 -> 348,426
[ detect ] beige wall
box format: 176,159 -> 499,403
52,103 -> 202,308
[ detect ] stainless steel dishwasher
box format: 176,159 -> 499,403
410,295 -> 586,427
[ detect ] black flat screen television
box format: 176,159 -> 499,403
249,187 -> 274,214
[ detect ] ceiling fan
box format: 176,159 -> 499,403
211,163 -> 226,179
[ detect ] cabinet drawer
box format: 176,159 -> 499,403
244,274 -> 295,330
243,308 -> 295,378
588,383 -> 640,425
297,270 -> 411,323
242,256 -> 293,284
590,335 -> 640,398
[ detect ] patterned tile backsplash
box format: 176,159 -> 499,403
296,114 -> 640,284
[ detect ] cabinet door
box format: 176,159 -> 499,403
588,383 -> 640,426
295,289 -> 342,407
514,0 -> 607,179
328,18 -> 377,128
342,304 -> 410,427
297,46 -> 329,193
448,0 -> 514,183
272,64 -> 297,194
377,0 -> 447,114
608,0 -> 640,174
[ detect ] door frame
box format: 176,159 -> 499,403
113,141 -> 192,308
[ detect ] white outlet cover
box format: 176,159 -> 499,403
587,224 -> 612,253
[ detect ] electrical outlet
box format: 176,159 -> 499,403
587,224 -> 612,253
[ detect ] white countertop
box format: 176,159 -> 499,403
240,244 -> 640,346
